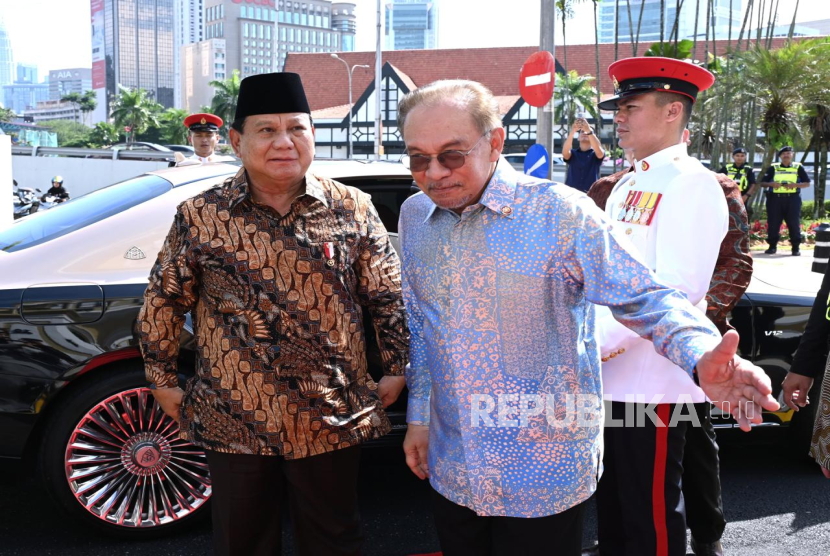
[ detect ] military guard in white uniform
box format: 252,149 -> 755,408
593,58 -> 728,556
177,113 -> 236,166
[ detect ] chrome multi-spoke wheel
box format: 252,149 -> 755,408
64,387 -> 211,528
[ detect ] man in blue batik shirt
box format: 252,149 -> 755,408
396,79 -> 779,556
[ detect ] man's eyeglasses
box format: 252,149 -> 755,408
401,131 -> 491,173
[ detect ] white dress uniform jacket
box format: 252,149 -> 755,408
176,153 -> 237,166
597,143 -> 728,404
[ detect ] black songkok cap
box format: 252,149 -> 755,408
732,147 -> 747,155
234,72 -> 311,123
778,145 -> 794,156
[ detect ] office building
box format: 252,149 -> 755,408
181,38 -> 225,112
384,0 -> 438,51
598,0 -> 742,45
22,99 -> 81,124
3,83 -> 50,114
16,64 -> 38,84
91,0 -> 176,119
200,0 -> 355,76
174,0 -> 205,107
48,68 -> 93,101
800,18 -> 830,36
0,19 -> 13,88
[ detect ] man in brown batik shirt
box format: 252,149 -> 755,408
137,72 -> 409,556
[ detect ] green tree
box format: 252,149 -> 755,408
60,91 -> 84,124
741,40 -> 830,170
0,107 -> 15,122
554,70 -> 600,133
209,69 -> 241,138
88,122 -> 121,147
804,103 -> 830,218
159,108 -> 190,145
61,90 -> 98,125
79,91 -> 98,125
40,119 -> 92,147
109,86 -> 161,143
555,1 -> 588,74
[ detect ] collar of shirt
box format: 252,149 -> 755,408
635,142 -> 688,174
226,167 -> 330,211
421,160 -> 518,223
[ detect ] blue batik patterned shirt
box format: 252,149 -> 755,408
399,161 -> 720,518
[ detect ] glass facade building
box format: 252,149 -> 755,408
201,0 -> 355,76
0,20 -> 14,89
2,83 -> 50,114
384,0 -> 438,51
99,0 -> 176,114
598,0 -> 743,44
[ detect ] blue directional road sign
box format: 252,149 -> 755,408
524,144 -> 550,178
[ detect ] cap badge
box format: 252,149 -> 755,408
200,117 -> 207,124
612,75 -> 620,93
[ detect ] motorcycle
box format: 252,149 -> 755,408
38,194 -> 68,211
12,187 -> 41,220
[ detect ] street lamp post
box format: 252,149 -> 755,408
332,54 -> 369,159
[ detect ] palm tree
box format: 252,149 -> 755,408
804,104 -> 830,218
160,108 -> 190,145
109,87 -> 161,144
88,122 -> 121,148
554,71 -> 600,134
591,0 -> 602,109
210,69 -> 242,138
555,0 -> 588,74
60,92 -> 83,124
79,91 -> 97,126
737,39 -> 830,212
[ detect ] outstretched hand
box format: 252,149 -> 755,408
695,330 -> 779,431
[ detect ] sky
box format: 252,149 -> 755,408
0,0 -> 825,79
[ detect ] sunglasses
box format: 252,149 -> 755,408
401,131 -> 491,173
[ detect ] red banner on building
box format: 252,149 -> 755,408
91,0 -> 105,89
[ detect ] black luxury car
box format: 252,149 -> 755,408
0,159 -> 821,538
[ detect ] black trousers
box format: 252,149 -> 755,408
766,193 -> 802,247
205,446 -> 363,556
597,402 -> 689,556
431,488 -> 586,556
681,402 -> 726,544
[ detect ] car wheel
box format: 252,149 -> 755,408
37,364 -> 211,538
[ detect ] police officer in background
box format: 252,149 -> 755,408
718,147 -> 756,220
760,145 -> 810,255
177,113 -> 236,165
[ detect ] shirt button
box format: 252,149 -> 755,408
625,228 -> 633,235
501,206 -> 513,216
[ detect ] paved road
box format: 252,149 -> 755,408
1,429 -> 828,556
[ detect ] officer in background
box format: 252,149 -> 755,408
718,147 -> 756,220
177,113 -> 236,165
759,146 -> 810,255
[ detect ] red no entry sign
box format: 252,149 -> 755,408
519,51 -> 556,108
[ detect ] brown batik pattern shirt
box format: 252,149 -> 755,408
587,167 -> 753,333
138,168 -> 409,458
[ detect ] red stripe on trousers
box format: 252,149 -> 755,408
652,404 -> 670,556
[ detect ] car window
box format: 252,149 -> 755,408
0,174 -> 172,253
336,177 -> 416,233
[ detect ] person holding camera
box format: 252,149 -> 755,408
562,116 -> 605,193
